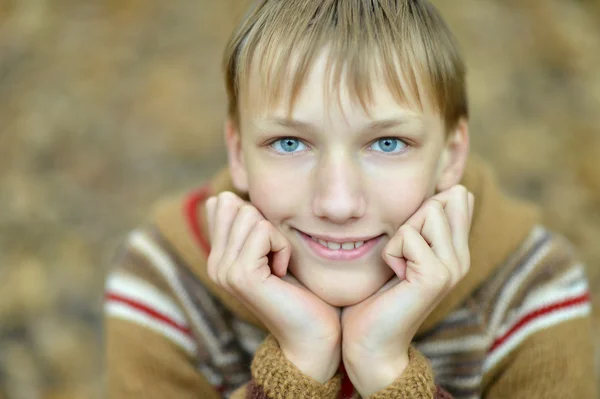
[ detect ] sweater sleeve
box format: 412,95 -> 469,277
105,314 -> 223,399
229,341 -> 454,399
229,335 -> 343,399
482,316 -> 596,399
104,253 -> 223,397
481,235 -> 597,399
104,228 -> 249,398
364,346 -> 453,399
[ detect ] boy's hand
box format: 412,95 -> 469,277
340,185 -> 474,397
205,192 -> 342,383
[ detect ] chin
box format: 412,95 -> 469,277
310,280 -> 381,307
288,255 -> 395,307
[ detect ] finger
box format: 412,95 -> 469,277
420,200 -> 458,272
205,196 -> 217,244
403,189 -> 455,234
442,186 -> 470,267
403,203 -> 428,235
265,224 -> 292,278
401,225 -> 451,291
238,220 -> 292,278
403,198 -> 456,261
382,231 -> 408,280
219,205 -> 263,283
207,192 -> 244,277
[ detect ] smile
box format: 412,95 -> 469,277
296,230 -> 383,261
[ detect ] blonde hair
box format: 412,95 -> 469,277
223,0 -> 468,132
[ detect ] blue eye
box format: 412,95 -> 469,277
270,138 -> 308,154
370,138 -> 407,154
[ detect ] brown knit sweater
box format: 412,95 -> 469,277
104,156 -> 597,398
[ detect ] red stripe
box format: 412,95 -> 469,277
106,292 -> 193,337
338,362 -> 356,399
184,186 -> 213,256
489,292 -> 590,354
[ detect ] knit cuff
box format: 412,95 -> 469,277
250,335 -> 342,399
367,346 -> 436,399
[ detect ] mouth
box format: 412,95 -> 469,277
295,229 -> 384,261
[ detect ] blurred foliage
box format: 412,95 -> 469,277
0,0 -> 599,397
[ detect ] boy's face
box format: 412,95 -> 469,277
226,52 -> 469,307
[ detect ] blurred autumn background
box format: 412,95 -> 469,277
1,0 -> 599,397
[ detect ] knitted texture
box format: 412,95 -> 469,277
367,346 -> 436,399
251,335 -> 342,399
244,380 -> 270,399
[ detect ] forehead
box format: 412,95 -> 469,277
239,49 -> 440,129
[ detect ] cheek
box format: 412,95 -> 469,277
372,170 -> 433,228
246,166 -> 305,222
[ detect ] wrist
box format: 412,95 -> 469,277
344,351 -> 409,397
281,344 -> 341,384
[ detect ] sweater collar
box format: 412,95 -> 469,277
153,155 -> 541,335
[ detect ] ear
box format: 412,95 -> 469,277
435,118 -> 470,192
224,119 -> 249,193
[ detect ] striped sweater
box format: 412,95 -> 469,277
104,157 -> 597,398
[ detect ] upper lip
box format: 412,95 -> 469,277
297,229 -> 382,243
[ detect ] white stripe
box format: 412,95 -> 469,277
238,336 -> 262,355
483,303 -> 591,373
488,226 -> 551,333
199,363 -> 224,386
430,357 -> 453,369
231,319 -> 266,354
106,302 -> 197,356
106,272 -> 187,326
437,375 -> 482,390
416,334 -> 489,356
556,264 -> 586,286
495,279 -> 588,338
443,308 -> 474,323
129,230 -> 240,366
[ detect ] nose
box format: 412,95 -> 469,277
312,153 -> 366,224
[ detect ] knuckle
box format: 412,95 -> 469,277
207,264 -> 219,284
462,257 -> 471,273
428,269 -> 452,290
227,269 -> 246,289
398,224 -> 413,236
238,203 -> 255,212
255,219 -> 271,233
219,191 -> 239,200
452,184 -> 468,195
218,191 -> 242,208
217,269 -> 229,287
238,203 -> 260,219
205,196 -> 217,210
426,199 -> 444,214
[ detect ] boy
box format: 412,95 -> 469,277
104,1 -> 596,398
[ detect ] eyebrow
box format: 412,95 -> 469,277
261,116 -> 420,136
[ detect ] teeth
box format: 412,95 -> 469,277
310,235 -> 369,251
327,242 -> 341,250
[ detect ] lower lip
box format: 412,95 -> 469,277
297,230 -> 383,261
